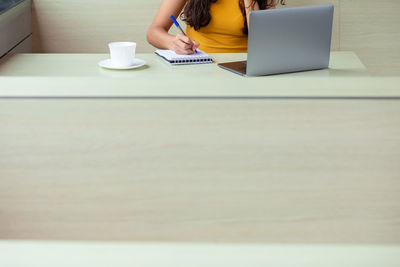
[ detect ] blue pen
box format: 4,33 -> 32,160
170,15 -> 198,53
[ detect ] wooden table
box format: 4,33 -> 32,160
0,52 -> 399,98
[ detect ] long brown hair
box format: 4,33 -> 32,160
181,0 -> 286,34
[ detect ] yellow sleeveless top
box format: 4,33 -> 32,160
186,0 -> 248,53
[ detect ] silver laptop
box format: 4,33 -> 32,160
218,4 -> 334,76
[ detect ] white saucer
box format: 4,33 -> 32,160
98,58 -> 146,70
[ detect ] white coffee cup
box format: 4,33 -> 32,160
108,42 -> 136,67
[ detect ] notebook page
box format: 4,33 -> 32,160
155,49 -> 212,65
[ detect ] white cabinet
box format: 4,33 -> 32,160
7,34 -> 32,54
0,0 -> 32,57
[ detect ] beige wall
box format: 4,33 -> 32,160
32,0 -> 161,53
31,0 -> 400,75
340,0 -> 400,75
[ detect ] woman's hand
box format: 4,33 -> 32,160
170,33 -> 200,55
147,0 -> 201,54
243,0 -> 261,28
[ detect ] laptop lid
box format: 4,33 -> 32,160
246,4 -> 334,76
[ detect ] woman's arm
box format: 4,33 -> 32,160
244,0 -> 277,28
244,0 -> 260,28
147,0 -> 199,54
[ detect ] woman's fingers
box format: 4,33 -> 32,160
181,42 -> 193,50
175,48 -> 193,55
176,33 -> 192,44
172,43 -> 194,54
172,33 -> 198,54
171,42 -> 194,54
192,40 -> 200,52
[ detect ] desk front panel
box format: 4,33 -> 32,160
0,99 -> 399,243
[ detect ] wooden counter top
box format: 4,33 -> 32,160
1,52 -> 398,98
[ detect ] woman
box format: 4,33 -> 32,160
147,0 -> 285,54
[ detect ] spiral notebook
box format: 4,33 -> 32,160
155,49 -> 213,65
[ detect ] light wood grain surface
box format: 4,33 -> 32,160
1,99 -> 399,243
